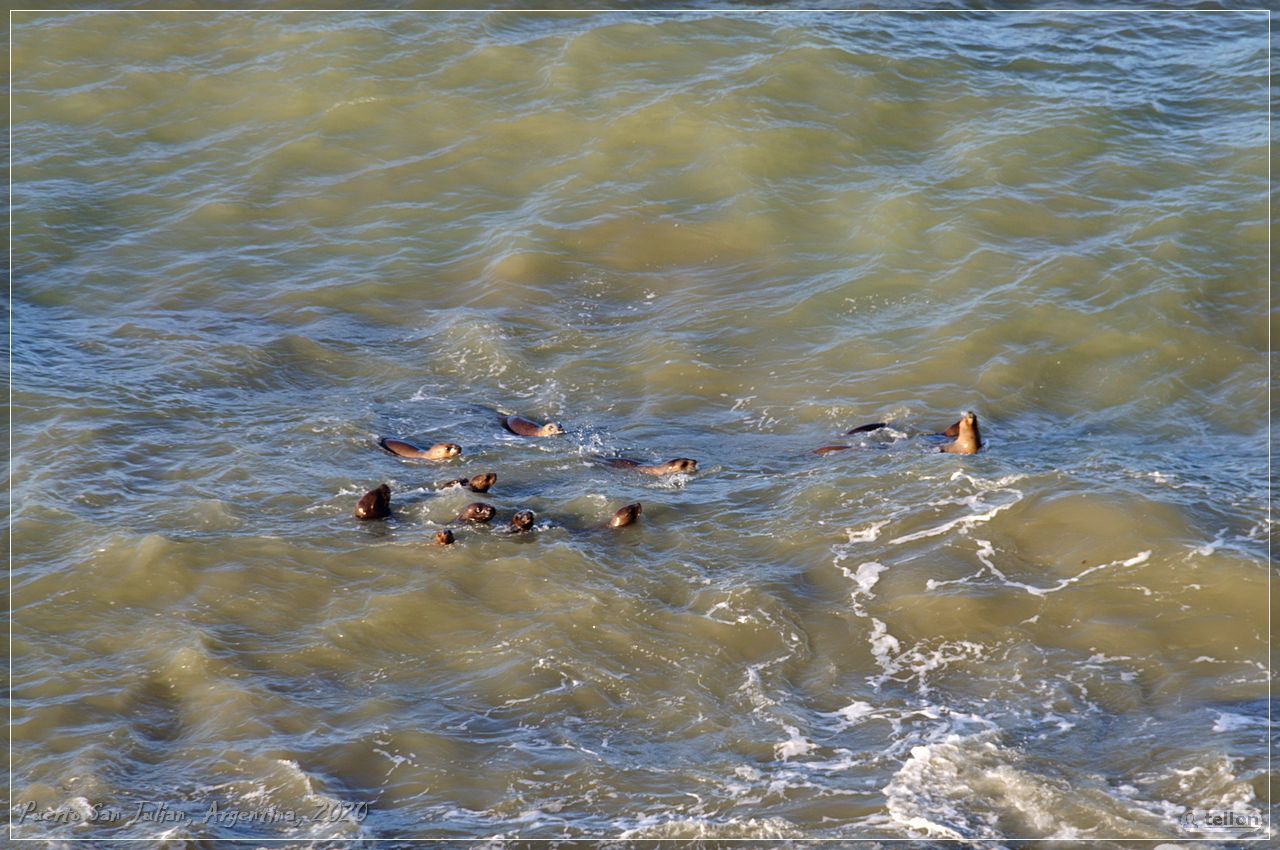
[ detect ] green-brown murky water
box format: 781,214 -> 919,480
11,7 -> 1272,845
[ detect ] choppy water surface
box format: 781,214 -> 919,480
11,8 -> 1271,845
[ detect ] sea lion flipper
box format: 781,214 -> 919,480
940,420 -> 961,439
845,422 -> 888,435
814,445 -> 852,456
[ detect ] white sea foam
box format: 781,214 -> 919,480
775,725 -> 817,760
846,520 -> 890,542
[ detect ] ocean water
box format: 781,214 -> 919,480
10,7 -> 1272,846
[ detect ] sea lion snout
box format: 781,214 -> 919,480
665,458 -> 698,473
541,422 -> 565,436
509,510 -> 536,532
435,529 -> 455,546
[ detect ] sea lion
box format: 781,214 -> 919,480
813,422 -> 889,455
354,484 -> 391,521
508,510 -> 536,533
940,411 -> 982,455
435,529 -> 455,546
442,472 -> 497,493
501,415 -> 564,437
601,457 -> 698,476
455,502 -> 496,524
607,502 -> 642,528
379,437 -> 461,460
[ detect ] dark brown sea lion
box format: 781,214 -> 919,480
508,510 -> 536,533
813,422 -> 889,455
379,437 -> 461,460
501,415 -> 564,437
455,502 -> 496,524
940,411 -> 982,455
601,457 -> 698,476
354,484 -> 391,521
607,502 -> 642,528
435,529 -> 455,546
442,472 -> 497,493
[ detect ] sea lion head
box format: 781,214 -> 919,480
458,502 -> 495,523
435,529 -> 455,546
509,510 -> 535,532
428,443 -> 462,460
662,458 -> 698,474
468,472 -> 497,492
354,483 -> 391,521
609,502 -> 642,528
539,422 -> 565,436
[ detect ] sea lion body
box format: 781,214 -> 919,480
940,412 -> 982,455
501,415 -> 564,437
354,484 -> 391,521
379,437 -> 461,460
602,457 -> 698,476
455,502 -> 496,524
443,472 -> 497,493
607,502 -> 642,528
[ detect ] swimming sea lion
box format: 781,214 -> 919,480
354,483 -> 391,521
442,472 -> 497,493
607,502 -> 642,528
601,457 -> 698,476
813,422 -> 889,455
435,529 -> 455,546
508,510 -> 536,533
501,415 -> 564,437
455,502 -> 496,524
379,437 -> 461,460
940,411 -> 982,455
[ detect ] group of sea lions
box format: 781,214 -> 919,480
352,413 -> 689,544
352,409 -> 983,544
